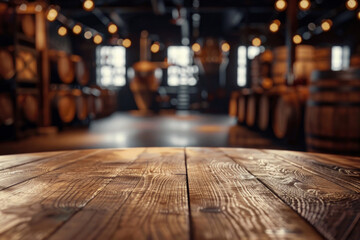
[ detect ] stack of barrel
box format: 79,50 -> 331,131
230,45 -> 334,148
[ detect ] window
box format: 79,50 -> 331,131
237,46 -> 260,86
167,46 -> 198,86
96,46 -> 126,87
331,46 -> 350,71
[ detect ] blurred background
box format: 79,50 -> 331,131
0,0 -> 359,155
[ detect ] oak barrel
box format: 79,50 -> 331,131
237,89 -> 250,124
229,91 -> 239,117
50,51 -> 75,84
20,14 -> 35,38
272,87 -> 307,143
305,69 -> 360,155
53,91 -> 76,124
75,59 -> 89,86
0,93 -> 14,126
17,94 -> 38,124
0,49 -> 15,80
72,89 -> 88,121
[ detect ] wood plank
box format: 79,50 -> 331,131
0,148 -> 145,240
221,148 -> 360,240
186,147 -> 322,240
0,150 -> 103,190
0,151 -> 63,170
266,150 -> 360,193
47,148 -> 189,240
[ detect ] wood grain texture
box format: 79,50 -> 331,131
186,147 -> 322,240
0,151 -> 63,170
221,148 -> 360,240
48,147 -> 189,240
0,148 -> 145,240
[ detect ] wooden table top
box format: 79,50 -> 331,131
0,148 -> 359,240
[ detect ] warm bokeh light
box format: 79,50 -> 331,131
150,42 -> 160,53
358,11 -> 360,20
84,31 -> 93,39
275,0 -> 287,11
47,8 -> 58,22
108,23 -> 118,34
221,42 -> 230,52
299,0 -> 311,11
269,22 -> 279,32
58,26 -> 67,36
72,24 -> 82,35
321,19 -> 332,32
192,43 -> 201,53
122,38 -> 131,48
83,0 -> 94,11
93,34 -> 103,44
346,0 -> 358,10
293,34 -> 302,44
252,37 -> 261,47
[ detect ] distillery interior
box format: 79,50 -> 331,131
1,0 -> 359,155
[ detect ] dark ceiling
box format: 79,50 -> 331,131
44,0 -> 359,46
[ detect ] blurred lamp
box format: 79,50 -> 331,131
275,0 -> 287,11
293,34 -> 302,44
346,0 -> 358,10
269,20 -> 280,33
47,7 -> 58,22
221,42 -> 230,52
252,37 -> 261,47
84,31 -> 92,39
151,42 -> 160,53
321,19 -> 332,32
123,38 -> 131,48
93,34 -> 103,44
108,23 -> 118,34
72,24 -> 82,35
192,43 -> 201,53
299,0 -> 311,11
83,0 -> 95,11
58,26 -> 67,36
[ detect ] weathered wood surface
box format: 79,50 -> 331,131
0,147 -> 359,240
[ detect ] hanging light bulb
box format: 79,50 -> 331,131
321,19 -> 333,32
293,34 -> 302,44
275,0 -> 287,12
122,38 -> 131,48
221,42 -> 230,52
83,0 -> 95,11
192,43 -> 201,53
46,7 -> 58,22
252,37 -> 261,47
346,0 -> 358,10
93,34 -> 103,44
84,31 -> 93,39
58,26 -> 67,36
107,23 -> 118,34
269,20 -> 281,33
150,42 -> 160,53
72,24 -> 82,35
299,0 -> 311,11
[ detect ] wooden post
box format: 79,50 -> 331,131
286,0 -> 297,85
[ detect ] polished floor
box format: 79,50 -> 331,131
0,112 -> 289,155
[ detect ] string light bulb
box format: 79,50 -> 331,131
252,37 -> 261,47
93,34 -> 103,44
83,0 -> 95,11
275,0 -> 287,12
299,0 -> 311,11
72,24 -> 82,35
84,31 -> 92,39
107,23 -> 118,34
192,43 -> 201,53
46,7 -> 58,22
293,34 -> 302,44
150,42 -> 160,53
269,20 -> 281,33
221,42 -> 230,52
346,0 -> 358,10
122,38 -> 131,48
58,26 -> 67,36
321,19 -> 333,32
